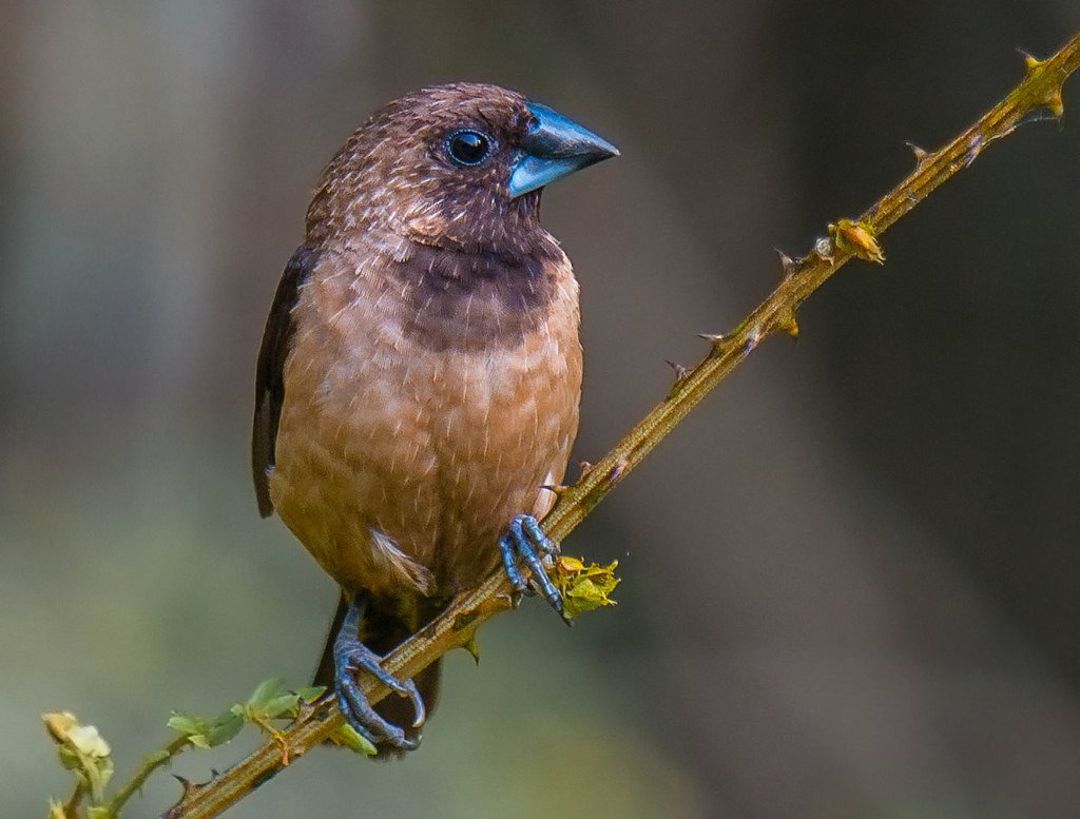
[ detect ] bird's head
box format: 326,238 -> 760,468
307,83 -> 618,254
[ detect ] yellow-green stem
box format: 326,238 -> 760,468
105,736 -> 190,817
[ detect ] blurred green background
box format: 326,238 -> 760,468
4,2 -> 1080,817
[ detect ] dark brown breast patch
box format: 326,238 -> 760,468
385,241 -> 561,352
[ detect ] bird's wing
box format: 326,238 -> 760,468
252,246 -> 316,517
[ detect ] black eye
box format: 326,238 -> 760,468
446,130 -> 493,166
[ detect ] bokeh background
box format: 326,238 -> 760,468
4,2 -> 1080,817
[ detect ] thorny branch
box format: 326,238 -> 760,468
118,33 -> 1080,819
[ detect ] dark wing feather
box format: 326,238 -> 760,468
252,246 -> 316,517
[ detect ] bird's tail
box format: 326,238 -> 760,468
313,593 -> 442,760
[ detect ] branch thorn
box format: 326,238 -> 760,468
1018,48 -> 1043,71
666,357 -> 689,380
172,775 -> 194,797
904,140 -> 929,164
774,248 -> 796,276
665,360 -> 690,397
697,332 -> 727,356
777,308 -> 799,339
462,633 -> 481,665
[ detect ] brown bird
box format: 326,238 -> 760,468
252,83 -> 617,754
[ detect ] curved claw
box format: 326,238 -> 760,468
499,514 -> 567,622
336,662 -> 419,750
340,648 -> 427,730
333,595 -> 425,750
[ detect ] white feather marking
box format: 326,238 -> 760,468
369,528 -> 434,595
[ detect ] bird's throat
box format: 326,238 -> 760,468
378,238 -> 565,353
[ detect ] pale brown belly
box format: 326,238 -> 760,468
269,309 -> 581,601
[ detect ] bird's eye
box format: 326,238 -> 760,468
446,130 -> 493,166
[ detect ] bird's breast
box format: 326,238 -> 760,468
269,241 -> 582,598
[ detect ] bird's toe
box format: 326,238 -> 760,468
498,514 -> 567,622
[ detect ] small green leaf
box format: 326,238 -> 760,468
246,678 -> 289,711
168,677 -> 325,756
259,693 -> 301,721
166,712 -> 201,736
329,724 -> 378,756
169,708 -> 244,749
168,710 -> 213,749
296,686 -> 326,703
206,711 -> 245,747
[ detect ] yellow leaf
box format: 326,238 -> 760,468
551,557 -> 620,619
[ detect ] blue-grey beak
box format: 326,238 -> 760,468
508,101 -> 619,198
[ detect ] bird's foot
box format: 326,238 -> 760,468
499,514 -> 567,623
333,595 -> 426,750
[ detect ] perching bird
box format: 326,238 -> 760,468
252,83 -> 617,754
